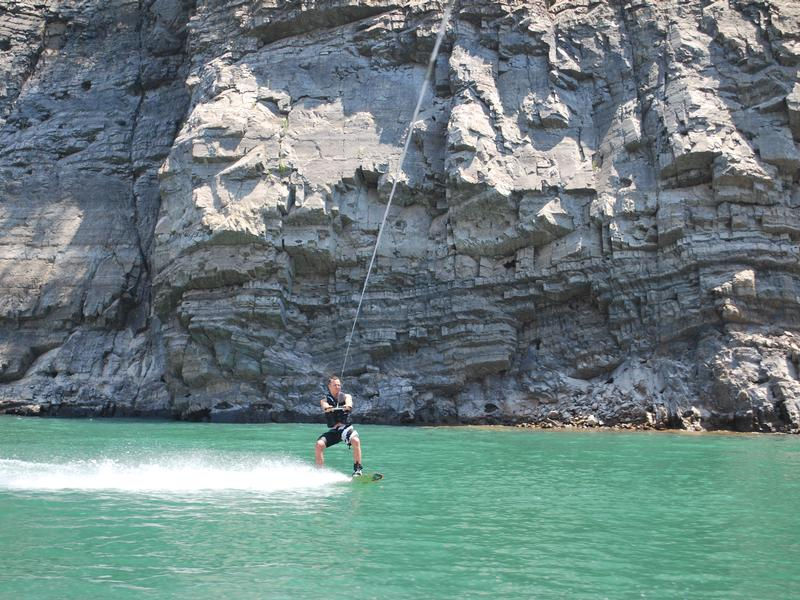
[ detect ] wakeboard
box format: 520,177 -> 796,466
352,472 -> 383,483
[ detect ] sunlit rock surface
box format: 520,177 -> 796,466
1,0 -> 799,432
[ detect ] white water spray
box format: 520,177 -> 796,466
0,455 -> 349,494
341,0 -> 456,376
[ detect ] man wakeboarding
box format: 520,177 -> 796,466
315,375 -> 364,476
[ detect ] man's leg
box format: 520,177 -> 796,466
315,437 -> 327,465
350,434 -> 362,465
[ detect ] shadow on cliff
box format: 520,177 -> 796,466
0,0 -> 195,405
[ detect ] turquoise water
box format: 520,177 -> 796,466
1,417 -> 798,599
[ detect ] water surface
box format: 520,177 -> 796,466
1,417 -> 798,599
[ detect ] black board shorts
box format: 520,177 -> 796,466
318,424 -> 357,448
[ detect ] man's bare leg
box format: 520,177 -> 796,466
351,436 -> 362,465
315,438 -> 326,466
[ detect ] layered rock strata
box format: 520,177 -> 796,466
1,0 -> 799,432
0,0 -> 194,415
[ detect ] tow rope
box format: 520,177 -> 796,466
341,0 -> 457,377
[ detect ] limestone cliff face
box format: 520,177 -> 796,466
1,0 -> 799,432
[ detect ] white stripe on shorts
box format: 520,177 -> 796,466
341,425 -> 357,446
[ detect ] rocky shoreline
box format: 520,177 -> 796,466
4,397 -> 797,434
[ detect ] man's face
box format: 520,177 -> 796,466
328,378 -> 341,396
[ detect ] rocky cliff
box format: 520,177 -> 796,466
1,0 -> 799,432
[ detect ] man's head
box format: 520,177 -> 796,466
327,375 -> 341,396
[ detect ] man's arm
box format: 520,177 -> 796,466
320,397 -> 332,412
343,393 -> 353,411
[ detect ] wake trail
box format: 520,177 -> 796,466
0,455 -> 349,494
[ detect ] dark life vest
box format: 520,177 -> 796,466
324,391 -> 352,428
